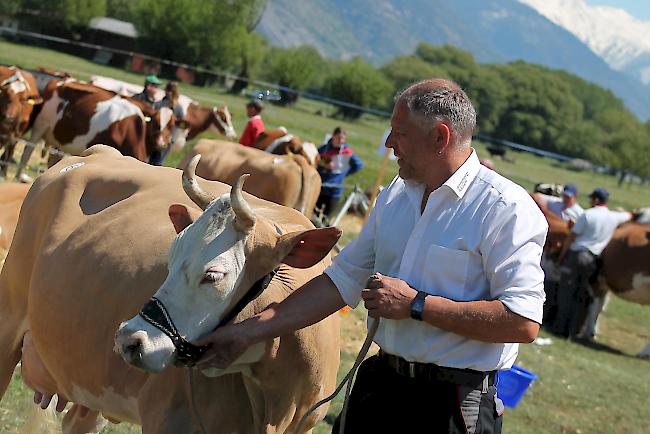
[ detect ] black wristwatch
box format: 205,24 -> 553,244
410,291 -> 428,321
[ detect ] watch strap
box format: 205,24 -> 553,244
410,291 -> 428,321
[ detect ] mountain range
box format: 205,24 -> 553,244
256,0 -> 650,120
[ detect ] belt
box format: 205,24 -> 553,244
378,351 -> 496,390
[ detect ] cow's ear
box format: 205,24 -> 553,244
168,204 -> 203,234
276,227 -> 341,268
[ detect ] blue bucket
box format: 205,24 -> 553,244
496,364 -> 537,408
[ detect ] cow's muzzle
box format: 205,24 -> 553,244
137,297 -> 209,367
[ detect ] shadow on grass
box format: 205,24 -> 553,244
570,336 -> 634,358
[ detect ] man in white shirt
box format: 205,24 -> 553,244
194,79 -> 548,434
536,183 -> 584,223
554,188 -> 632,339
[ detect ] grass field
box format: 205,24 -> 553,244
1,39 -> 649,434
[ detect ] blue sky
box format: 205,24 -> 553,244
585,1 -> 650,20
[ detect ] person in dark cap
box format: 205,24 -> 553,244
536,183 -> 584,223
239,99 -> 265,147
133,75 -> 162,107
554,187 -> 633,338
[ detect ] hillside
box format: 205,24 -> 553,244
256,0 -> 650,119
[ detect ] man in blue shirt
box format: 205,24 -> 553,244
316,127 -> 364,216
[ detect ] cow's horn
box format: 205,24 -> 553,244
231,174 -> 256,233
182,154 -> 215,210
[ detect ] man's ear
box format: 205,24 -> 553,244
168,204 -> 203,234
433,122 -> 451,151
275,227 -> 342,268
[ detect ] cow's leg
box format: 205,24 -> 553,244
62,404 -> 108,434
0,309 -> 25,400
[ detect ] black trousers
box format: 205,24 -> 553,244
331,355 -> 503,434
317,194 -> 341,217
554,249 -> 597,338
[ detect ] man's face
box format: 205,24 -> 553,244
562,193 -> 575,208
246,106 -> 258,118
332,132 -> 346,147
146,83 -> 158,98
385,100 -> 436,183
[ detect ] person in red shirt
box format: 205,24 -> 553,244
239,99 -> 265,147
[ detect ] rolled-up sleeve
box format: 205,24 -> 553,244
324,192 -> 382,307
481,196 -> 548,324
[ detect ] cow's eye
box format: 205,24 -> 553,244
202,271 -> 225,284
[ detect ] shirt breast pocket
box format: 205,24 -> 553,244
424,244 -> 470,301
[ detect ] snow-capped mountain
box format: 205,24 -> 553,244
518,0 -> 650,84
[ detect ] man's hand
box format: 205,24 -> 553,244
361,272 -> 417,319
193,322 -> 251,370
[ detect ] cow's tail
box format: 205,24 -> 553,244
291,154 -> 320,218
18,404 -> 57,434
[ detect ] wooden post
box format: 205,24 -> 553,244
365,150 -> 392,223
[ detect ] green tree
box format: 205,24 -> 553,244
260,46 -> 325,105
132,0 -> 264,68
494,62 -> 583,152
21,0 -> 106,30
380,55 -> 450,94
323,57 -> 392,119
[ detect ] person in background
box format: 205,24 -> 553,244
554,188 -> 633,338
535,183 -> 584,223
239,99 -> 265,147
316,127 -> 364,217
150,81 -> 185,166
133,75 -> 162,107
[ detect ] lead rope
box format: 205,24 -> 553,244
292,317 -> 380,434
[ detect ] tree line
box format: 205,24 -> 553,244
6,0 -> 650,176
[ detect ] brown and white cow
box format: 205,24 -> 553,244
0,145 -> 340,433
256,127 -> 320,166
15,81 -> 177,177
0,66 -> 42,178
89,75 -> 237,147
538,205 -> 650,357
178,139 -> 322,218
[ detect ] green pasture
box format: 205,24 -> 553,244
1,39 -> 649,434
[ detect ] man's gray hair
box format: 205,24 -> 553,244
397,79 -> 476,144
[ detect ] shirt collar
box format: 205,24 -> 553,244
442,149 -> 481,199
250,115 -> 261,121
400,148 -> 480,211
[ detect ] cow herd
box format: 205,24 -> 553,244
0,65 -> 340,433
1,64 -> 649,433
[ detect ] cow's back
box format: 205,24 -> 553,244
179,139 -> 306,211
1,145 -> 338,429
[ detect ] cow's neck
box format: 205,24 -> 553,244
188,106 -> 212,139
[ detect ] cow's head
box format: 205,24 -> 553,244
115,155 -> 340,372
143,106 -> 176,151
0,72 -> 38,143
210,106 -> 237,139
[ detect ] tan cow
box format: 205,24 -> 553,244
0,145 -> 340,433
178,139 -> 322,218
0,182 -> 30,261
0,66 -> 42,178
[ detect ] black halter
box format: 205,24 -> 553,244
138,270 -> 277,367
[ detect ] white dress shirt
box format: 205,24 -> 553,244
325,149 -> 548,371
540,194 -> 584,222
571,206 -> 631,255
